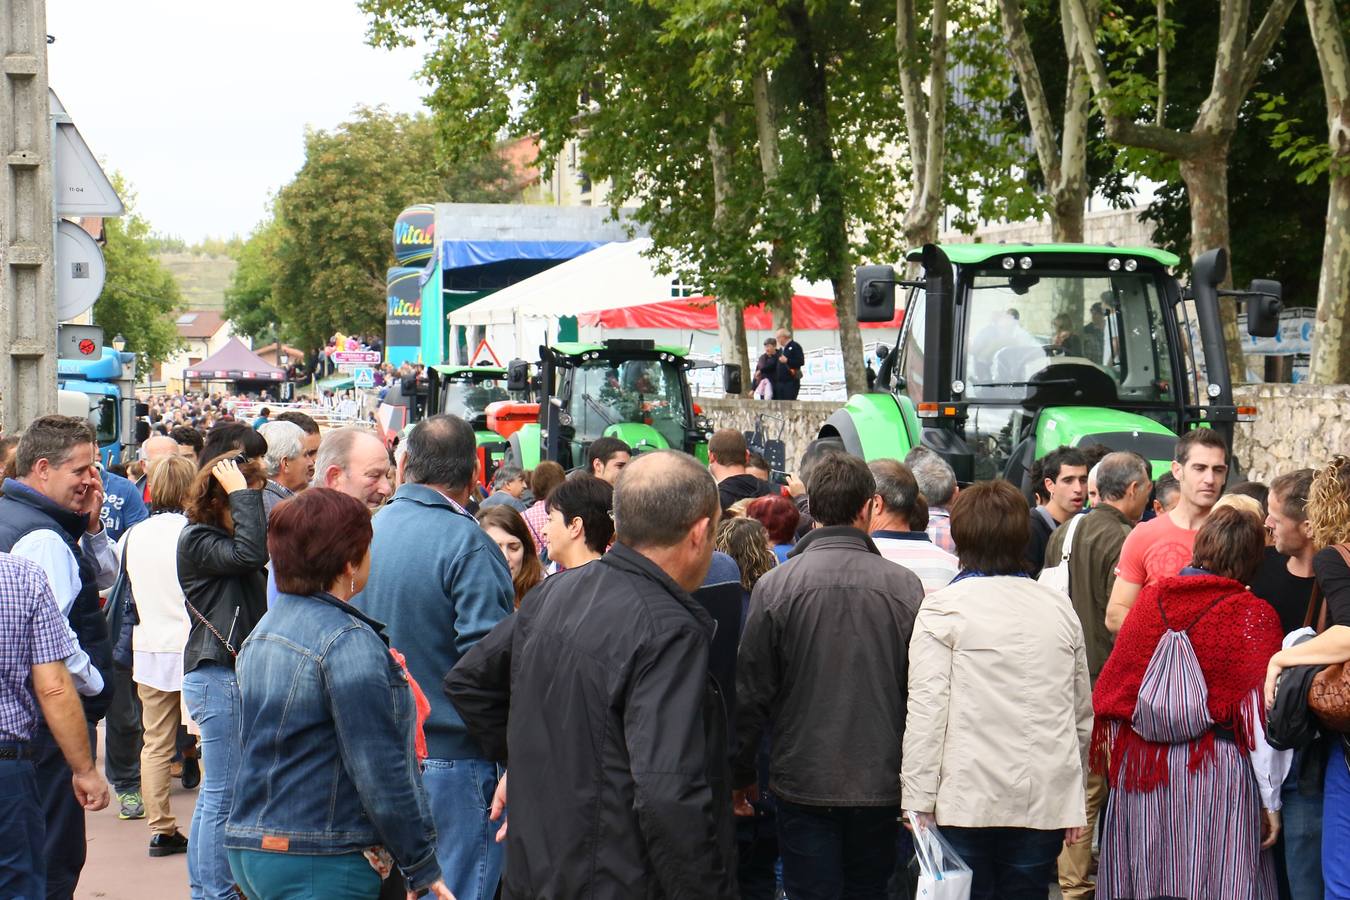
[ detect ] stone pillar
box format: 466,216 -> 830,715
0,1 -> 57,432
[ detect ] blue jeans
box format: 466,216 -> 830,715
1324,742 -> 1350,899
182,663 -> 242,900
32,724 -> 90,900
776,800 -> 902,900
941,825 -> 1064,900
420,757 -> 503,900
228,849 -> 380,900
0,756 -> 44,899
1280,776 -> 1323,900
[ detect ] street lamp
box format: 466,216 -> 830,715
111,333 -> 126,352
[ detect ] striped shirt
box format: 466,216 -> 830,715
872,530 -> 960,595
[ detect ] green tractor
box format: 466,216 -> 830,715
505,339 -> 712,471
378,365 -> 528,487
818,244 -> 1282,489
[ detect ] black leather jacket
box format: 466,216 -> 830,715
446,543 -> 737,899
178,490 -> 268,674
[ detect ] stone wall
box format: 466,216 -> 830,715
1232,383 -> 1350,482
702,383 -> 1350,483
696,397 -> 839,470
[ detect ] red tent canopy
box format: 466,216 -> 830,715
184,337 -> 286,382
576,295 -> 902,330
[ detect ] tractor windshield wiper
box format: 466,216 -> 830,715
582,393 -> 619,427
971,378 -> 1077,388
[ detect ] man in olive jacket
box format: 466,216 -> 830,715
446,451 -> 737,899
734,453 -> 924,899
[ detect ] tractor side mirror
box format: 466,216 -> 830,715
856,265 -> 896,323
723,365 -> 743,395
1244,279 -> 1282,339
134,420 -> 151,444
507,359 -> 530,393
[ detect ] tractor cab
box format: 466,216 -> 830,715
821,243 -> 1281,492
506,339 -> 711,471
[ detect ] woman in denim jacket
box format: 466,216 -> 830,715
225,488 -> 452,900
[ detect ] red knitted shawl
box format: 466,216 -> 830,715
1090,573 -> 1282,791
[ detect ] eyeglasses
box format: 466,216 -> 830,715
231,454 -> 250,466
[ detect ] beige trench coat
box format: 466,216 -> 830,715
901,574 -> 1093,829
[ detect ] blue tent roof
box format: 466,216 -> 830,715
440,240 -> 607,270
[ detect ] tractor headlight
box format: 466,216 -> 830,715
1002,256 -> 1016,270
1018,256 -> 1032,270
558,411 -> 574,427
1108,257 -> 1122,272
1124,259 -> 1138,272
951,380 -> 965,395
694,415 -> 710,432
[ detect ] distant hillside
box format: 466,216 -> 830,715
157,252 -> 236,312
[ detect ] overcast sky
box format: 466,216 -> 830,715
47,1 -> 430,243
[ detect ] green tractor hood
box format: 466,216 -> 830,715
1035,407 -> 1179,477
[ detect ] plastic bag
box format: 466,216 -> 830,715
906,811 -> 973,900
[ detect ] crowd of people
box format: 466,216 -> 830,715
3,400 -> 1350,900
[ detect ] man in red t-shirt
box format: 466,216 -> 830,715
1105,428 -> 1229,632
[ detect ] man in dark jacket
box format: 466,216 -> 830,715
734,453 -> 924,899
0,416 -> 118,899
446,451 -> 737,899
773,327 -> 805,400
1026,445 -> 1089,576
708,429 -> 778,512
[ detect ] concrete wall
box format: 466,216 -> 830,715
1232,383 -> 1350,483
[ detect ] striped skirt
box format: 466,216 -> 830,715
1098,734 -> 1276,900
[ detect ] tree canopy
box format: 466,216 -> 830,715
94,176 -> 184,373
224,106 -> 519,351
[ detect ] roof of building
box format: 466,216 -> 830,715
175,310 -> 227,339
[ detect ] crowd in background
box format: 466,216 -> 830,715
3,401 -> 1350,900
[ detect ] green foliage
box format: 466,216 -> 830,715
1140,2 -> 1328,301
222,218 -> 281,341
223,106 -> 519,351
362,0 -> 907,300
94,176 -> 184,372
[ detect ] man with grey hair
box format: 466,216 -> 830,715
478,465 -> 528,513
867,459 -> 958,593
1044,449 -> 1150,899
446,451 -> 737,897
357,415 -> 514,898
905,446 -> 959,553
312,426 -> 392,512
257,420 -> 313,515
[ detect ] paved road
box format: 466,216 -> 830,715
77,727 -> 192,900
72,728 -> 1067,899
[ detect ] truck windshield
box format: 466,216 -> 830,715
963,269 -> 1176,404
93,396 -> 117,445
568,358 -> 689,446
442,378 -> 512,420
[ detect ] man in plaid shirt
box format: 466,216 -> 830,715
0,552 -> 110,896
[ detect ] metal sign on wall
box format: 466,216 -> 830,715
49,90 -> 125,217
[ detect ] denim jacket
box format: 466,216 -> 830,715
225,591 -> 441,891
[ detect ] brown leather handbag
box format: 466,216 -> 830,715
1306,545 -> 1350,733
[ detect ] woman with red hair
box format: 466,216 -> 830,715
746,493 -> 800,563
225,489 -> 452,900
1093,506 -> 1287,899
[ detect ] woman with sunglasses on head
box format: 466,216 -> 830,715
178,452 -> 269,900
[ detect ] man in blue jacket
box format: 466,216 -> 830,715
355,414 -> 515,899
